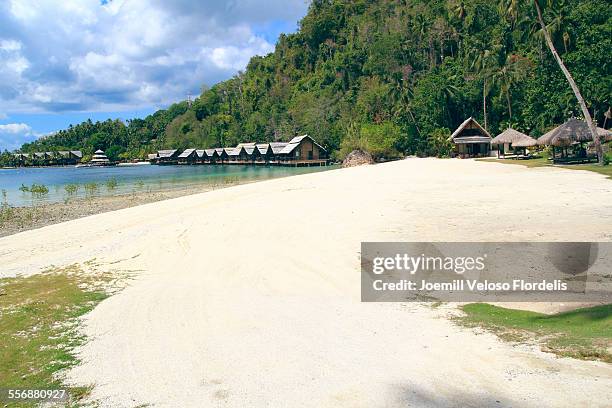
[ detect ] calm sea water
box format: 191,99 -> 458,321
0,164 -> 336,207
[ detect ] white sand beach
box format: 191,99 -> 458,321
1,158 -> 611,407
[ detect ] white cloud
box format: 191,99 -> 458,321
0,123 -> 31,133
0,39 -> 22,52
0,0 -> 309,115
0,122 -> 40,150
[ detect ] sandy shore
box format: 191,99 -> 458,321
0,158 -> 611,407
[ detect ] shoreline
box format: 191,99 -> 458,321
0,182 -> 236,238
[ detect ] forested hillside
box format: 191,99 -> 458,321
11,0 -> 612,161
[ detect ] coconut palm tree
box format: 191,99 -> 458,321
501,0 -> 604,164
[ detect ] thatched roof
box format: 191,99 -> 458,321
491,128 -> 530,145
450,117 -> 492,141
511,137 -> 538,147
537,118 -> 612,146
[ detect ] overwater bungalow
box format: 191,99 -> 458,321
13,153 -> 29,166
269,142 -> 289,162
537,118 -> 612,164
177,148 -> 198,164
255,144 -> 273,163
205,148 -> 219,163
216,148 -> 229,163
449,118 -> 492,158
147,135 -> 329,166
228,145 -> 249,163
156,149 -> 180,165
491,128 -> 537,158
195,149 -> 205,164
277,135 -> 328,165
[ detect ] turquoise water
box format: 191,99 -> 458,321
0,165 -> 335,207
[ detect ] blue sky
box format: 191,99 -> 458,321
0,0 -> 309,151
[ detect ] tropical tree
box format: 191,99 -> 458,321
501,0 -> 604,163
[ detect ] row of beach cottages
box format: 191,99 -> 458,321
13,150 -> 83,166
449,117 -> 611,162
149,135 -> 329,166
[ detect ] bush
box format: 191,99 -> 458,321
340,121 -> 401,161
106,178 -> 118,191
64,184 -> 79,195
427,128 -> 453,157
84,182 -> 98,197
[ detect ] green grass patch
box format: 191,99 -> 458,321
458,303 -> 612,362
0,265 -> 113,406
479,157 -> 612,179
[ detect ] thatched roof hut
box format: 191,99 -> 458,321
491,128 -> 530,145
512,137 -> 538,148
537,118 -> 612,146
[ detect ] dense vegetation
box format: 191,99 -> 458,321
2,0 -> 610,165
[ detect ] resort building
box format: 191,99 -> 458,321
177,148 -> 199,164
277,135 -> 327,164
154,149 -> 180,165
90,149 -> 111,165
150,135 -> 328,167
491,128 -> 537,158
449,118 -> 492,158
537,118 -> 612,164
13,150 -> 82,167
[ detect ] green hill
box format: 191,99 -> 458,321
6,0 -> 611,163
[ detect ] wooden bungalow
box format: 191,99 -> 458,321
255,143 -> 273,163
177,148 -> 199,164
33,152 -> 46,165
269,142 -> 289,162
196,149 -> 205,163
491,128 -> 537,158
156,149 -> 180,165
277,135 -> 327,164
205,148 -> 219,163
70,151 -> 83,163
216,148 -> 229,163
449,118 -> 492,158
13,153 -> 29,166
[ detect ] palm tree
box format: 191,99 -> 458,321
470,46 -> 500,131
501,0 -> 604,164
491,54 -> 532,119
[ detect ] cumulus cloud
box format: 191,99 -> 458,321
0,122 -> 41,151
0,0 -> 308,115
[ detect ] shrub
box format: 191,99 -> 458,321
340,121 -> 401,161
106,178 -> 118,191
84,182 -> 98,197
64,184 -> 79,195
30,184 -> 49,196
427,128 -> 453,157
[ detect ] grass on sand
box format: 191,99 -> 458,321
479,157 -> 612,179
458,303 -> 612,362
0,265 -> 116,407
